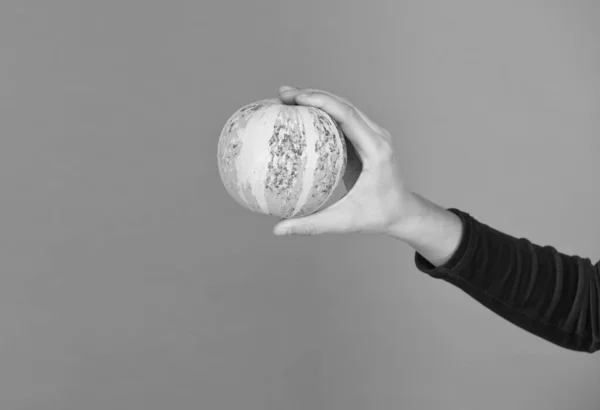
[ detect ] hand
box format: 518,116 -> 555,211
273,86 -> 416,236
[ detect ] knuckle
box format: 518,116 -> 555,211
302,224 -> 318,236
343,104 -> 360,121
372,140 -> 395,163
298,90 -> 314,99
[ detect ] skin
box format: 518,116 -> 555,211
272,87 -> 600,354
274,85 -> 417,237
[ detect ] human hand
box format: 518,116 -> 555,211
273,86 -> 416,236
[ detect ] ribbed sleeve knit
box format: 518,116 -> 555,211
414,208 -> 600,353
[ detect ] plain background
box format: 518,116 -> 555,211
2,0 -> 599,409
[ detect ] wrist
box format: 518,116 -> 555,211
385,192 -> 464,267
384,190 -> 427,240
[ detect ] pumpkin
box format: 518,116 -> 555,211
217,98 -> 347,218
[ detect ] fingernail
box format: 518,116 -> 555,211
280,85 -> 297,92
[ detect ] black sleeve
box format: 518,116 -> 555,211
414,208 -> 600,353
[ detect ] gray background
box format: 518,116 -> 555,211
2,0 -> 599,409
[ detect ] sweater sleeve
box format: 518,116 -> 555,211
414,208 -> 600,353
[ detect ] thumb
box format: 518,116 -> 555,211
273,207 -> 351,236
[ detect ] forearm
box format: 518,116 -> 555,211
387,192 -> 464,267
387,192 -> 600,352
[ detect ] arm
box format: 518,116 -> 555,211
274,86 -> 599,353
388,192 -> 465,267
390,191 -> 600,353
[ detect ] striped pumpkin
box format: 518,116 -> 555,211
217,98 -> 347,218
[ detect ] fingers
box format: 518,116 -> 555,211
273,204 -> 352,236
279,86 -> 384,134
278,86 -> 380,159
